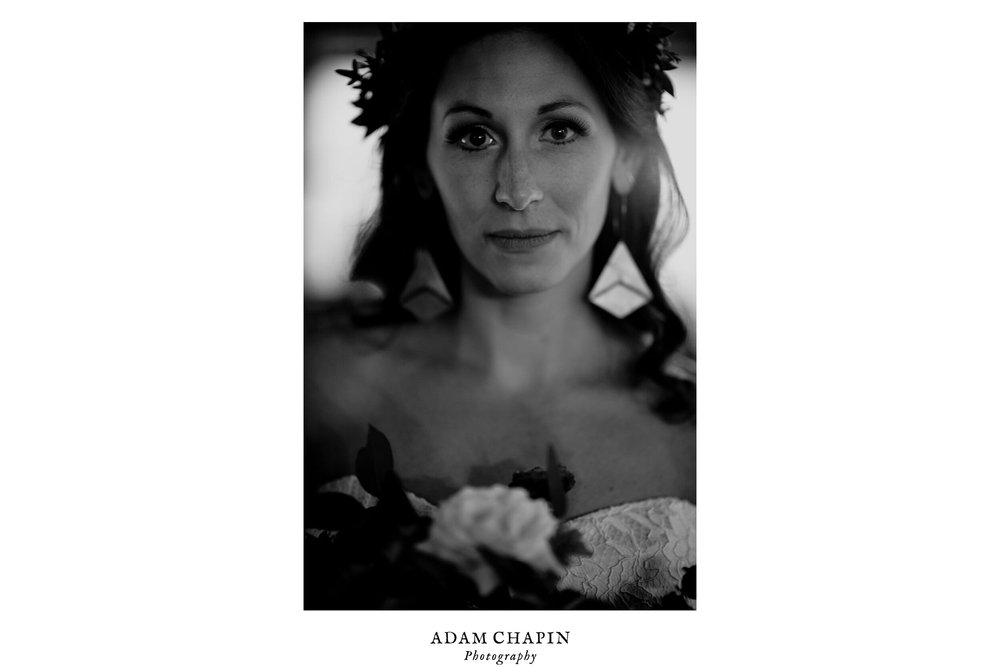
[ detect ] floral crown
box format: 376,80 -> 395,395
337,23 -> 682,137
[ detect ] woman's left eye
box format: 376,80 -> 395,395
541,121 -> 583,144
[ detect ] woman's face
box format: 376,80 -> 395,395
426,31 -> 625,297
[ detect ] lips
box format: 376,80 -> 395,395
485,229 -> 560,250
487,228 -> 557,238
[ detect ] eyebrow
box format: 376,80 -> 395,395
443,98 -> 592,119
537,98 -> 592,115
444,103 -> 492,119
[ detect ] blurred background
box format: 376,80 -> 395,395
304,23 -> 696,346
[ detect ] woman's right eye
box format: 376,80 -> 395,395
450,126 -> 498,151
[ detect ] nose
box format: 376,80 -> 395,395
494,146 -> 543,211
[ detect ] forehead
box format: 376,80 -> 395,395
432,31 -> 604,115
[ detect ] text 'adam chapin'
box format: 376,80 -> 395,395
430,631 -> 570,645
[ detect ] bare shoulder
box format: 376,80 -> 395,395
305,317 -> 443,390
304,321 -> 406,488
304,315 -> 452,486
307,322 -> 395,380
562,382 -> 696,509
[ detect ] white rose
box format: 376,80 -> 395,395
418,485 -> 563,596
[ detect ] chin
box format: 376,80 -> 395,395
485,266 -> 571,296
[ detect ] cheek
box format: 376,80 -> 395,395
547,157 -> 613,220
433,158 -> 492,219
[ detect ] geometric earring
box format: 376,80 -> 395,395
588,240 -> 654,318
588,187 -> 654,318
400,248 -> 454,321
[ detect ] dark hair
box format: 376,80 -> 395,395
349,24 -> 694,422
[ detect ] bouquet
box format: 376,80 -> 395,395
305,426 -> 695,609
304,426 -> 601,609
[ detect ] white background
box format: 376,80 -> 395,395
2,2 -> 999,666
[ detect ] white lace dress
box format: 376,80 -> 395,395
316,475 -> 695,609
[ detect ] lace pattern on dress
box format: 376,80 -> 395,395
316,475 -> 437,517
561,498 -> 695,609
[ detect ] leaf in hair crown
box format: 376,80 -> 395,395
336,23 -> 683,136
624,23 -> 682,109
335,37 -> 408,137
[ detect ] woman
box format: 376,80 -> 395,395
305,23 -> 695,609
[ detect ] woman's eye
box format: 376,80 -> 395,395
541,122 -> 582,144
456,127 -> 497,151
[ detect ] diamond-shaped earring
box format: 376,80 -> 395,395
588,241 -> 653,319
400,248 -> 453,321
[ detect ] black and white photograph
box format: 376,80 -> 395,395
5,3 -> 1000,666
304,23 -> 697,610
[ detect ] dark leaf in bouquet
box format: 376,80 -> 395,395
545,588 -> 613,610
329,506 -> 395,562
473,583 -> 516,610
396,549 -> 480,608
549,526 -> 592,566
381,516 -> 431,565
356,424 -> 395,498
323,523 -> 368,564
509,465 -> 575,503
373,470 -> 419,525
407,550 -> 467,590
508,471 -> 547,501
547,445 -> 567,518
658,592 -> 694,610
305,533 -> 385,609
333,562 -> 394,609
478,547 -> 558,601
681,565 -> 696,599
304,533 -> 338,609
304,491 -> 364,531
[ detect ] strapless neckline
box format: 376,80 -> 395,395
316,474 -> 694,521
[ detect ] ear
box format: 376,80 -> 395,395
414,168 -> 437,200
611,145 -> 642,196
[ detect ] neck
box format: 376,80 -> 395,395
451,260 -> 624,391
